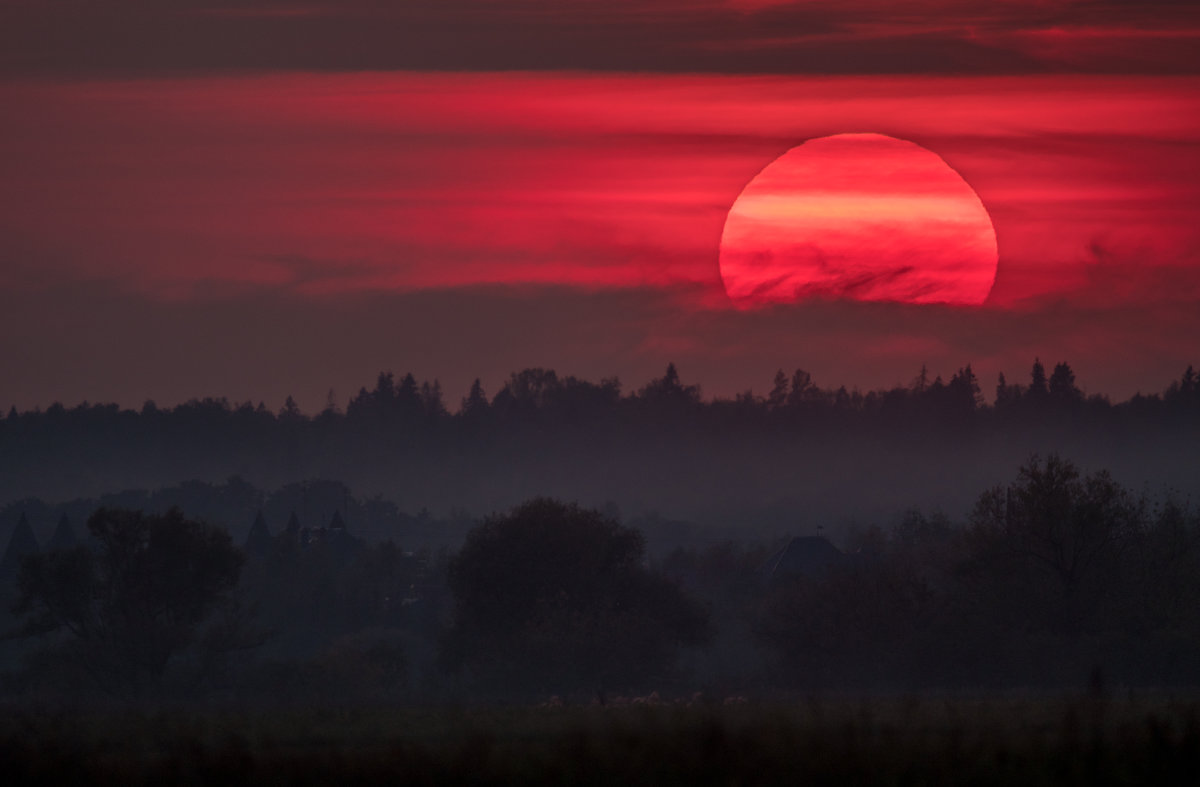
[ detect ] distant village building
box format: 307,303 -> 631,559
244,511 -> 273,558
306,510 -> 363,554
0,513 -> 40,578
46,513 -> 78,551
269,510 -> 363,555
285,511 -> 302,538
760,535 -> 846,585
275,511 -> 304,551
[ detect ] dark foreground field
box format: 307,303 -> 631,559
2,695 -> 1198,785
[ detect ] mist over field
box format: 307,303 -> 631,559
3,363 -> 1197,547
1,361 -> 1198,711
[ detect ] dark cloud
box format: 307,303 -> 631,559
1,0 -> 1196,75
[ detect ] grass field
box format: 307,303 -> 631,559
1,694 -> 1198,785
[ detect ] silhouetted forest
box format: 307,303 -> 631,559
2,456 -> 1200,703
2,361 -> 1199,702
1,360 -> 1198,533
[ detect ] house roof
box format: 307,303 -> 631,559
760,535 -> 845,584
46,513 -> 78,551
244,511 -> 274,556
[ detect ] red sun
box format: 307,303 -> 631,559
718,133 -> 998,307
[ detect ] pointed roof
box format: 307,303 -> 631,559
760,536 -> 844,584
244,511 -> 273,557
46,513 -> 78,551
310,510 -> 361,554
323,524 -> 363,554
1,513 -> 40,577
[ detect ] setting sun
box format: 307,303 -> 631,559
719,133 -> 998,307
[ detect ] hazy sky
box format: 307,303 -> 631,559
1,3 -> 1198,411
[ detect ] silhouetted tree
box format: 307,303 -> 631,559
460,378 -> 489,418
376,371 -> 396,402
439,498 -> 710,696
925,375 -> 946,412
964,454 -> 1144,634
491,368 -> 562,418
767,370 -> 789,410
346,371 -> 426,424
420,380 -> 447,419
557,375 -> 622,419
1049,362 -> 1083,405
1027,358 -> 1049,400
279,395 -> 303,421
786,369 -> 821,408
994,372 -> 1023,410
1123,498 -> 1200,639
14,507 -> 245,695
320,388 -> 341,419
946,364 -> 984,414
912,365 -> 930,394
757,547 -> 933,688
1165,365 -> 1199,407
638,363 -> 701,406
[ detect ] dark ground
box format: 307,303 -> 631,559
2,693 -> 1198,785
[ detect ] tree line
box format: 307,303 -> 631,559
2,359 -> 1197,530
4,455 -> 1200,702
5,360 -> 1200,431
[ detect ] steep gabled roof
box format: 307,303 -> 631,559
760,535 -> 845,584
46,513 -> 78,551
244,511 -> 273,557
320,511 -> 363,554
329,510 -> 346,530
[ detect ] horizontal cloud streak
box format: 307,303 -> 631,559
2,1 -> 1198,75
2,73 -> 1196,308
1,71 -> 1196,413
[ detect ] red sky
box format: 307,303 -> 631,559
1,3 -> 1198,411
